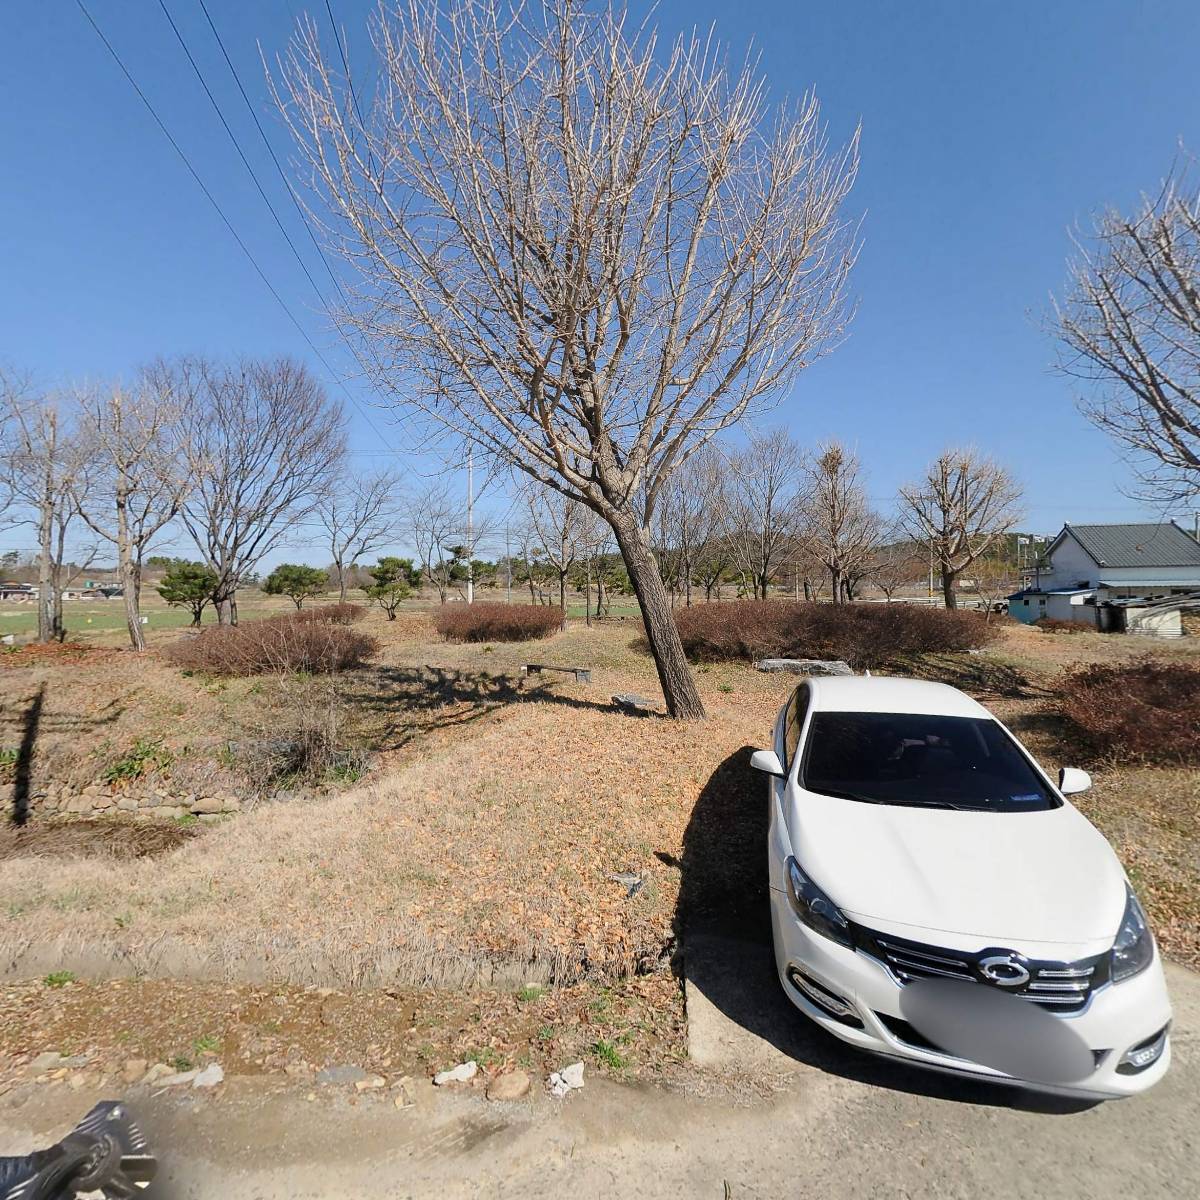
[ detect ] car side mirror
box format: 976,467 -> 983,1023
750,749 -> 786,778
1059,767 -> 1092,796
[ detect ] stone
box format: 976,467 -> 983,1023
315,1063 -> 371,1086
354,1075 -> 386,1092
122,1059 -> 148,1084
193,1063 -> 224,1089
156,1069 -> 199,1087
191,796 -> 224,815
433,1060 -> 478,1086
28,1052 -> 61,1074
94,796 -> 114,810
548,1061 -> 584,1098
486,1070 -> 531,1101
283,1062 -> 312,1078
393,1076 -> 416,1108
753,658 -> 853,676
66,797 -> 93,813
68,1073 -> 89,1090
117,798 -> 139,812
140,1063 -> 175,1086
148,807 -> 177,819
221,798 -> 241,813
611,693 -> 656,715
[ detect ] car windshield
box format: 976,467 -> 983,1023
801,711 -> 1059,812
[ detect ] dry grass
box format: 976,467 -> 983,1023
2,614 -> 1199,997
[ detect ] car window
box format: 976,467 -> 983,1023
801,711 -> 1059,812
784,685 -> 809,767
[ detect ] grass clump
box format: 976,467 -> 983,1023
44,971 -> 76,988
102,737 -> 173,784
1049,659 -> 1200,765
434,602 -> 563,643
674,601 -> 999,669
164,616 -> 378,676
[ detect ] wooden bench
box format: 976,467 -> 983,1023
523,663 -> 592,683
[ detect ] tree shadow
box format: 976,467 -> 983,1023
9,684 -> 45,827
899,652 -> 1044,700
337,664 -> 664,751
671,745 -> 1098,1114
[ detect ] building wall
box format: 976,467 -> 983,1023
1040,532 -> 1200,591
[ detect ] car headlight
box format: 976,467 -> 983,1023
785,857 -> 853,949
1111,886 -> 1154,984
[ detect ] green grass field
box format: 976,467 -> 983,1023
0,602 -> 273,642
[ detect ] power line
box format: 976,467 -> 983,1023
322,0 -> 373,167
74,0 -> 403,454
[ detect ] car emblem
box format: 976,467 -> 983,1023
978,953 -> 1031,988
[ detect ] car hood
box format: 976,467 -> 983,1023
790,792 -> 1127,945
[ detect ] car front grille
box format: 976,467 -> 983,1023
858,928 -> 1106,1014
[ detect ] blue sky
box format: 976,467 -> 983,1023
3,1 -> 1199,564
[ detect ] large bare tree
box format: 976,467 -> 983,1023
0,373 -> 92,643
154,356 -> 346,624
898,449 -> 1023,609
318,467 -> 404,602
1053,164 -> 1200,500
71,381 -> 189,650
274,0 -> 859,718
726,429 -> 808,601
525,483 -> 583,624
799,441 -> 880,603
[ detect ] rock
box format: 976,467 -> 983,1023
140,1063 -> 176,1086
283,1062 -> 312,1078
66,797 -> 93,814
193,1063 -> 224,1089
315,1063 -> 371,1086
753,658 -> 853,676
393,1076 -> 416,1108
221,798 -> 241,813
548,1061 -> 584,1098
148,807 -> 178,819
433,1060 -> 478,1086
28,1052 -> 62,1074
156,1069 -> 198,1087
486,1070 -> 531,1101
354,1075 -> 386,1092
191,796 -> 224,815
117,798 -> 139,812
611,693 -> 656,716
122,1059 -> 147,1084
94,796 -> 114,810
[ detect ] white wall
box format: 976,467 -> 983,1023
1041,532 -> 1200,590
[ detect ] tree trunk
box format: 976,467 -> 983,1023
558,572 -> 567,629
941,567 -> 958,610
36,506 -> 55,645
337,565 -> 348,603
585,557 -> 592,627
607,511 -> 706,720
829,566 -> 842,604
214,587 -> 238,625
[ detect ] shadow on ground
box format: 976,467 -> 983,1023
672,745 -> 1097,1114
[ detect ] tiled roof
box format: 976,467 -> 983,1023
1059,522 -> 1200,568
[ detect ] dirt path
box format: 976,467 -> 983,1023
1,959 -> 1196,1198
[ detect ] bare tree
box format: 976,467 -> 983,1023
410,482 -> 464,604
525,484 -> 582,625
71,381 -> 189,650
968,554 -> 1018,622
898,449 -> 1023,609
318,468 -> 403,602
274,0 -> 859,719
799,441 -> 880,603
1053,163 -> 1200,500
867,536 -> 923,602
0,373 -> 93,642
654,446 -> 729,607
726,430 -> 808,600
573,503 -> 611,625
154,357 -> 346,625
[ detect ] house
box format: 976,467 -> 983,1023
1008,522 -> 1200,636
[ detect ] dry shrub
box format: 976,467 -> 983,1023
674,601 -> 999,669
1035,617 -> 1089,634
1051,659 -> 1200,764
434,601 -> 563,643
165,618 -> 379,675
282,603 -> 366,626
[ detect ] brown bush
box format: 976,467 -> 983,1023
164,618 -> 379,675
1050,659 -> 1200,764
674,601 -> 1000,669
278,603 -> 367,626
1034,617 -> 1089,634
433,602 -> 563,643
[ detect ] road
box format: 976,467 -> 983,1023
0,949 -> 1195,1199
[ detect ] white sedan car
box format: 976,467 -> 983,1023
752,675 -> 1171,1100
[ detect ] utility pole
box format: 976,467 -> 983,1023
465,446 -> 474,604
505,521 -> 512,604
